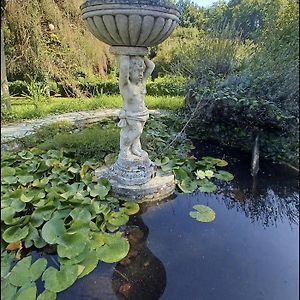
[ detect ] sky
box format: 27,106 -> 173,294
192,0 -> 227,7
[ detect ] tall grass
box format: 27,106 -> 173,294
3,96 -> 184,123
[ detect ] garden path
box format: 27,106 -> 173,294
1,109 -> 163,142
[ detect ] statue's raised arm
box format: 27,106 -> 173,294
143,58 -> 155,82
119,55 -> 130,87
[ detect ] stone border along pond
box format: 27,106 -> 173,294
1,109 -> 165,151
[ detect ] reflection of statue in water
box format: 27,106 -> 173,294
118,55 -> 155,160
112,216 -> 166,300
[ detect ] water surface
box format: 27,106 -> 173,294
58,141 -> 299,300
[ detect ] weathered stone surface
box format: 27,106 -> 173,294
96,157 -> 155,186
95,168 -> 175,202
81,0 -> 180,47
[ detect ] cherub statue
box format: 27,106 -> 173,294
118,55 -> 155,160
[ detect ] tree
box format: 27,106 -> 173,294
1,0 -> 11,111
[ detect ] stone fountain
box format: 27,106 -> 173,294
80,0 -> 180,202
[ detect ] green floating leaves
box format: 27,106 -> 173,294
1,166 -> 16,177
57,233 -> 87,259
8,257 -> 47,287
2,225 -> 29,243
107,212 -> 129,227
89,179 -> 111,200
41,218 -> 66,245
189,205 -> 216,223
178,178 -> 198,194
215,171 -> 234,181
78,250 -> 99,279
42,265 -> 79,293
121,202 -> 140,215
198,181 -> 217,193
97,234 -> 129,264
15,283 -> 37,300
36,290 -> 57,300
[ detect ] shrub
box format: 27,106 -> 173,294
147,76 -> 187,96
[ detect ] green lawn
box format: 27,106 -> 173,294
3,95 -> 184,123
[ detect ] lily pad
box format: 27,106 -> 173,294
8,257 -> 47,286
96,234 -> 129,263
57,233 -> 87,259
15,283 -> 37,300
1,166 -> 16,177
199,181 -> 217,193
215,171 -> 234,181
189,205 -> 216,223
78,250 -> 99,279
178,178 -> 198,194
107,212 -> 129,227
36,290 -> 57,300
41,219 -> 66,245
42,265 -> 79,293
2,226 -> 29,243
121,202 -> 140,215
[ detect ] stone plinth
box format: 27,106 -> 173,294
95,168 -> 175,203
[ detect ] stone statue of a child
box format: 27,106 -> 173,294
118,55 -> 155,160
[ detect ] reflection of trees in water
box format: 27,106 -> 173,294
221,171 -> 299,228
193,139 -> 299,228
112,215 -> 166,300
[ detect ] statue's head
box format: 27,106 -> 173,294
129,56 -> 145,84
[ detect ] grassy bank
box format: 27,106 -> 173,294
2,96 -> 184,123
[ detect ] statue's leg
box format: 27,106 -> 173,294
132,122 -> 148,157
119,127 -> 132,159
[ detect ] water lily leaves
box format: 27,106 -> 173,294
198,181 -> 217,193
97,234 -> 129,263
1,252 -> 15,278
36,290 -> 57,300
1,166 -> 16,177
189,205 -> 216,223
173,168 -> 189,182
215,171 -> 234,181
57,232 -> 87,259
2,226 -> 29,243
1,280 -> 17,300
25,226 -> 46,249
121,202 -> 140,215
107,212 -> 129,227
41,219 -> 66,245
178,178 -> 198,194
1,207 -> 16,224
2,176 -> 18,184
15,283 -> 37,300
18,150 -> 34,160
78,250 -> 99,279
42,265 -> 79,293
8,257 -> 47,286
70,207 -> 92,223
18,175 -> 35,186
88,179 -> 111,200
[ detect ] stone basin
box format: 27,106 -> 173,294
80,0 -> 180,48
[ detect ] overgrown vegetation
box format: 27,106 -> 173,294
156,0 -> 299,165
1,116 -> 233,299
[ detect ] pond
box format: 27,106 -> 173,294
52,141 -> 299,300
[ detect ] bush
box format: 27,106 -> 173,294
147,76 -> 187,96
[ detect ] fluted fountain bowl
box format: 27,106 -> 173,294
80,0 -> 180,50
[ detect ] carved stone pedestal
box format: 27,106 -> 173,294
96,167 -> 175,203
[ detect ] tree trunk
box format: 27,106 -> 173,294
1,28 -> 11,111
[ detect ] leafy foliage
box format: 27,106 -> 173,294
1,149 -> 139,299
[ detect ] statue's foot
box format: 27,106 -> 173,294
132,147 -> 148,158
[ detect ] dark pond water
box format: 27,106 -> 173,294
56,141 -> 299,300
